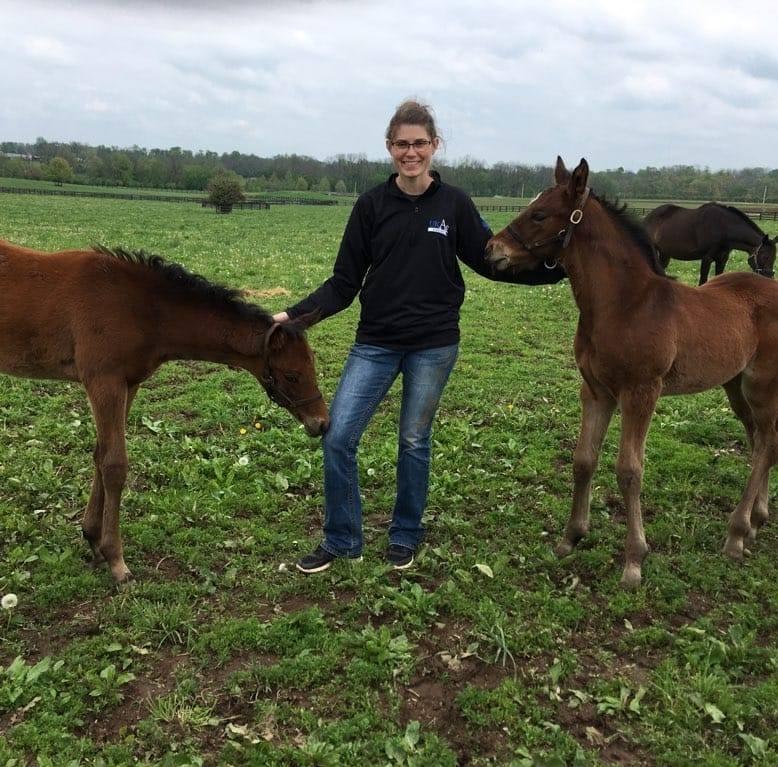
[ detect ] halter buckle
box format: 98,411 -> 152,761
570,209 -> 583,225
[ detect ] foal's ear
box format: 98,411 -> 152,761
554,156 -> 570,185
267,323 -> 289,352
570,158 -> 589,196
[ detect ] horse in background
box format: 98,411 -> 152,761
0,239 -> 329,584
643,202 -> 777,285
487,157 -> 778,588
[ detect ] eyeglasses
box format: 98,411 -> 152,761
390,139 -> 433,151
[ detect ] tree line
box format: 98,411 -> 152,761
2,138 -> 777,203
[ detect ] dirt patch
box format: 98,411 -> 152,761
241,287 -> 291,300
8,600 -> 103,664
86,650 -> 184,744
397,622 -> 513,764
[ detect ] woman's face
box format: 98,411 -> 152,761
386,123 -> 438,183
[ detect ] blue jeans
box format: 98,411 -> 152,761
320,342 -> 459,557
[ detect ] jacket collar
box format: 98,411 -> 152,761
386,170 -> 441,200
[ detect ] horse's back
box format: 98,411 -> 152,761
644,205 -> 714,260
700,271 -> 778,305
0,242 -> 150,382
644,204 -> 683,226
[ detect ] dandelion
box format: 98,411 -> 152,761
2,593 -> 18,610
238,455 -> 250,466
239,427 -> 247,435
254,422 -> 262,430
278,563 -> 288,573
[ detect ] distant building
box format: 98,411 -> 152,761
0,152 -> 40,161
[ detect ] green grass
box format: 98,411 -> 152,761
1,193 -> 778,765
0,176 -> 357,204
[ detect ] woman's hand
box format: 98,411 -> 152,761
272,311 -> 290,323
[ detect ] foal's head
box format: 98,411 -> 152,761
254,313 -> 329,437
487,156 -> 591,274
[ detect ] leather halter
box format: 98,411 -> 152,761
260,323 -> 323,410
747,240 -> 775,278
506,186 -> 591,268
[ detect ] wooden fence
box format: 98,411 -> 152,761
478,203 -> 778,220
1,186 -> 777,219
200,200 -> 269,210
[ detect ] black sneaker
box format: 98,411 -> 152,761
386,544 -> 414,570
296,545 -> 337,574
296,545 -> 362,574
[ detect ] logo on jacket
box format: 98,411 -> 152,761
427,218 -> 449,236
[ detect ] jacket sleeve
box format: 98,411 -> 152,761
455,195 -> 567,286
286,196 -> 373,320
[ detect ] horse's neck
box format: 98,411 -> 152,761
724,213 -> 763,251
564,217 -> 657,329
157,301 -> 267,366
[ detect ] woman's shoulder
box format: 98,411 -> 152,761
432,176 -> 468,198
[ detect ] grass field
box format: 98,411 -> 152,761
1,193 -> 778,766
0,177 -> 357,205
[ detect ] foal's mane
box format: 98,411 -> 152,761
593,193 -> 668,277
92,245 -> 281,327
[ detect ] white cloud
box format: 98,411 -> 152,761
84,98 -> 111,113
23,35 -> 73,64
0,0 -> 776,170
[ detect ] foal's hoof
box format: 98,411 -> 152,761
619,566 -> 642,590
723,538 -> 745,561
113,569 -> 135,591
555,540 -> 576,558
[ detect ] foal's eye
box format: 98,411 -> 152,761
531,210 -> 547,222
284,373 -> 300,384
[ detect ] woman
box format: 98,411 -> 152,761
274,100 -> 565,573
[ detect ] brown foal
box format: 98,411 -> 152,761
0,240 -> 329,584
486,157 -> 778,588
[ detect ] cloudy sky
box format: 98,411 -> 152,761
2,0 -> 777,171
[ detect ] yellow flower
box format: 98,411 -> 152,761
239,428 -> 247,435
254,422 -> 262,430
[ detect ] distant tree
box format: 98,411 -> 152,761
316,176 -> 331,193
45,156 -> 74,185
207,171 -> 245,213
0,158 -> 26,179
110,153 -> 134,186
183,164 -> 213,191
295,175 -> 309,191
334,179 -> 347,194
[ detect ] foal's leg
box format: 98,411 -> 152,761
723,428 -> 774,560
84,377 -> 133,583
750,470 -> 771,539
82,441 -> 107,565
82,385 -> 138,567
615,385 -> 660,588
722,378 -> 769,540
556,382 -> 616,557
724,373 -> 778,559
